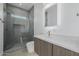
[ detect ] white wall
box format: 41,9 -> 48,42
0,3 -> 3,55
55,3 -> 79,36
34,3 -> 79,36
34,4 -> 45,35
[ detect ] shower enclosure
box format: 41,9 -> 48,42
4,4 -> 34,51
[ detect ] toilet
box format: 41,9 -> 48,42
26,41 -> 34,53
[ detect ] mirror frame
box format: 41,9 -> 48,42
44,3 -> 58,29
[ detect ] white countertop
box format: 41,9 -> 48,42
34,34 -> 79,53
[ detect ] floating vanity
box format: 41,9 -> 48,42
34,34 -> 79,56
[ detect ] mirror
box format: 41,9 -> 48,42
45,4 -> 57,27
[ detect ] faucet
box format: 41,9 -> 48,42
48,31 -> 51,36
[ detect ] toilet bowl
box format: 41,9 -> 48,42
26,41 -> 34,53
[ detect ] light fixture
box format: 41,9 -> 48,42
11,14 -> 27,20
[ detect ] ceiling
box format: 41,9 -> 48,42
43,3 -> 56,10
9,3 -> 53,11
9,3 -> 34,11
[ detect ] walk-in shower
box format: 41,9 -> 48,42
4,3 -> 34,51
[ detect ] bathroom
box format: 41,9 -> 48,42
0,3 -> 79,56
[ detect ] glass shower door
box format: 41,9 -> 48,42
4,4 -> 29,51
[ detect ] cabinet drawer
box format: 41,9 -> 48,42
34,38 -> 53,56
53,44 -> 79,56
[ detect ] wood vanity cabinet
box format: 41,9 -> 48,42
53,44 -> 66,56
34,38 -> 79,56
34,38 -> 53,56
53,44 -> 79,56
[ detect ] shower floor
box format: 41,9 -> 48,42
3,43 -> 38,56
